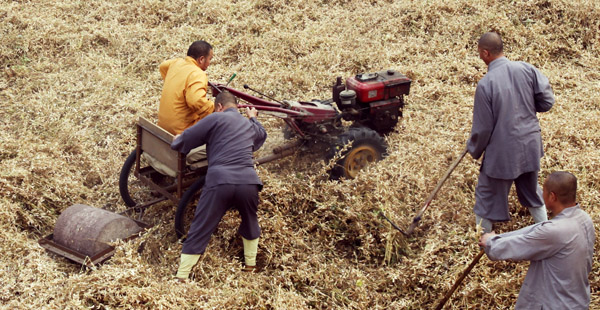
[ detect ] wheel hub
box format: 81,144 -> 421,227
344,145 -> 377,178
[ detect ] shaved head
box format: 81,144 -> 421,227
478,32 -> 504,55
544,171 -> 577,205
215,90 -> 238,109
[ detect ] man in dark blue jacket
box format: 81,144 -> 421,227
172,91 -> 267,280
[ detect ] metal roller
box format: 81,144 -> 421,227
53,204 -> 143,257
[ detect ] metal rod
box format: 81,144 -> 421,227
209,82 -> 281,108
405,148 -> 468,235
237,103 -> 306,117
379,210 -> 409,236
255,148 -> 297,166
135,124 -> 142,178
177,152 -> 185,200
117,197 -> 168,215
225,73 -> 236,87
243,84 -> 286,105
284,118 -> 306,139
434,249 -> 485,310
271,140 -> 304,154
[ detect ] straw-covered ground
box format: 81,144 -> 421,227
1,0 -> 598,309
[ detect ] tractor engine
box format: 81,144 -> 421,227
333,69 -> 411,134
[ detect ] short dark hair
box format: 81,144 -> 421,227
215,91 -> 238,108
187,41 -> 213,59
544,171 -> 577,205
478,32 -> 503,55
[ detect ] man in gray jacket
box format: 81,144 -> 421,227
479,172 -> 595,309
468,32 -> 555,232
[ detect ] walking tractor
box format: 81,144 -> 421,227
39,69 -> 411,265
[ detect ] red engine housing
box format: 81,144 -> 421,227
346,69 -> 411,103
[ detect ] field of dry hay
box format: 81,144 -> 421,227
1,0 -> 598,309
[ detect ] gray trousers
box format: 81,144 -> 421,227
474,171 -> 547,232
182,184 -> 261,254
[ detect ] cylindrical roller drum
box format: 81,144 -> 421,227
53,204 -> 143,257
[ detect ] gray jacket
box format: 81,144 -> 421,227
468,57 -> 554,179
484,205 -> 595,309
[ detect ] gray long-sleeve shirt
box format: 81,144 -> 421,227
171,107 -> 267,189
484,205 -> 595,309
468,57 -> 554,180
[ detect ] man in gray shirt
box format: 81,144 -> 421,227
479,171 -> 595,309
468,32 -> 555,232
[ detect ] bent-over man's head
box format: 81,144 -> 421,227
187,40 -> 213,71
215,91 -> 238,112
478,32 -> 504,65
543,171 -> 577,214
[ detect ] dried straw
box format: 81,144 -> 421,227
1,0 -> 598,309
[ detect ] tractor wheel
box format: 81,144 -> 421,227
366,116 -> 398,135
174,176 -> 205,240
119,149 -> 150,208
328,126 -> 387,179
119,149 -> 172,209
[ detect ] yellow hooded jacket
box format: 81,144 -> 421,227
157,56 -> 215,135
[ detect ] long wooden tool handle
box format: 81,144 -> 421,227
406,147 -> 468,235
434,249 -> 485,310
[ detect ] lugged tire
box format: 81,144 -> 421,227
328,126 -> 387,180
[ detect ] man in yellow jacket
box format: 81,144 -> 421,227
149,41 -> 215,177
158,40 -> 215,135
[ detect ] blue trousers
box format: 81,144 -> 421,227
182,184 -> 261,254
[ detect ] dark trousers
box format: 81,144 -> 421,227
182,184 -> 261,254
